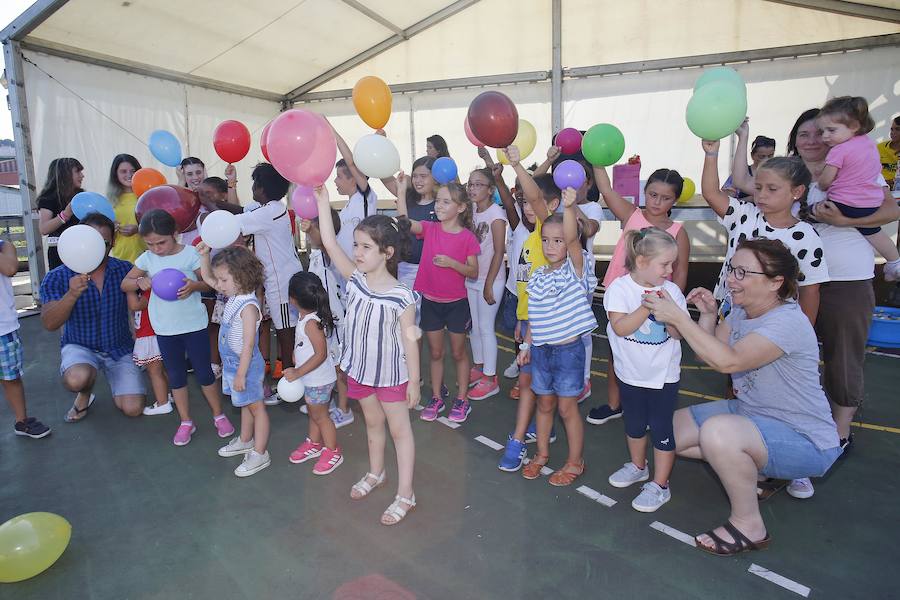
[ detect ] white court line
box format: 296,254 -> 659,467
649,521 -> 696,547
521,457 -> 554,477
749,564 -> 811,597
576,485 -> 617,507
868,349 -> 900,359
474,435 -> 504,451
436,417 -> 460,429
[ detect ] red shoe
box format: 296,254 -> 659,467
273,360 -> 284,379
509,384 -> 520,400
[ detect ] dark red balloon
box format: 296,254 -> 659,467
135,185 -> 201,234
467,91 -> 519,149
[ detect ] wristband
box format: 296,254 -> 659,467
59,213 -> 68,224
227,180 -> 237,189
705,151 -> 719,157
518,342 -> 530,351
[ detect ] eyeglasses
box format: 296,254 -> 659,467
466,182 -> 489,189
725,261 -> 767,281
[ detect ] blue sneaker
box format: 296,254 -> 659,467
524,420 -> 557,444
498,435 -> 527,472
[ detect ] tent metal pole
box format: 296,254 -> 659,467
551,0 -> 562,133
0,0 -> 69,41
408,96 -> 417,166
761,0 -> 900,24
2,40 -> 45,303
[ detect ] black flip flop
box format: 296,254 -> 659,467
64,393 -> 96,423
696,520 -> 771,556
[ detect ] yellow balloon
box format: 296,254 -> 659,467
352,76 -> 392,129
497,119 -> 537,165
0,512 -> 72,583
678,177 -> 696,204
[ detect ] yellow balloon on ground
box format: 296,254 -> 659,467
497,119 -> 537,165
0,512 -> 71,583
352,76 -> 392,129
678,177 -> 696,204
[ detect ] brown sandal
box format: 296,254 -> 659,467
549,460 -> 585,487
522,454 -> 549,480
756,478 -> 788,501
696,521 -> 771,556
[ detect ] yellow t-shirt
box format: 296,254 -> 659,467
110,192 -> 146,264
515,218 -> 548,321
878,140 -> 898,187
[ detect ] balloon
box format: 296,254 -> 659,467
463,116 -> 485,147
678,177 -> 696,204
277,376 -> 306,403
432,157 -> 458,185
135,185 -> 201,234
200,210 -> 241,249
555,128 -> 583,155
267,109 -> 337,186
0,512 -> 71,583
57,224 -> 105,274
353,134 -> 400,179
685,80 -> 748,140
291,185 -> 318,220
213,120 -> 251,164
694,66 -> 746,95
132,168 -> 166,198
71,191 -> 115,222
148,130 -> 182,167
152,268 -> 186,302
581,123 -> 626,167
467,91 -> 519,148
260,121 -> 272,162
497,119 -> 537,165
352,76 -> 392,129
553,159 -> 586,191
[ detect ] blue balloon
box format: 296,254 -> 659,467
148,130 -> 182,167
71,191 -> 115,222
432,156 -> 458,185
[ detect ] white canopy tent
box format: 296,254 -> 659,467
3,0 -> 899,301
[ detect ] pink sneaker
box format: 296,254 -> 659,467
420,397 -> 444,422
468,366 -> 484,387
214,415 -> 235,438
468,375 -> 499,400
289,438 -> 323,464
578,380 -> 592,404
173,422 -> 196,446
313,446 -> 344,475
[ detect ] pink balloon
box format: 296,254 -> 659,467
555,128 -> 583,155
464,116 -> 485,147
291,185 -> 318,220
267,110 -> 337,186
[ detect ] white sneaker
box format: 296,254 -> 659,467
264,392 -> 281,406
503,360 -> 519,379
631,482 -> 671,512
330,407 -> 355,429
884,259 -> 900,282
299,403 -> 308,415
211,363 -> 223,379
143,400 -> 173,416
234,450 -> 271,477
608,462 -> 650,488
787,477 -> 815,499
218,436 -> 254,457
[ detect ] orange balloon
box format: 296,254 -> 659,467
352,76 -> 392,129
132,168 -> 166,197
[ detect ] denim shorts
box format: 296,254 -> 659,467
60,343 -> 146,397
690,400 -> 842,480
530,338 -> 584,398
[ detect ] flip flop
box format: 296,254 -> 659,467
64,393 -> 95,423
696,520 -> 771,556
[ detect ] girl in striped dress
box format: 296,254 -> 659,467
312,185 -> 421,526
517,188 -> 598,487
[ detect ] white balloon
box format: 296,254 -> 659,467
353,134 -> 401,179
200,210 -> 241,249
277,377 -> 306,403
58,225 -> 105,273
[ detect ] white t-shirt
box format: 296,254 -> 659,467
307,248 -> 345,360
135,245 -> 208,336
336,187 -> 377,261
468,202 -> 507,289
0,241 -> 18,336
807,182 -> 878,282
578,201 -> 605,272
505,212 -> 530,295
293,312 -> 337,387
604,275 -> 687,389
237,200 -> 302,299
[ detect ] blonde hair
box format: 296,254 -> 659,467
623,227 -> 677,272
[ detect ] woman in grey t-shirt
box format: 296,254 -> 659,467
645,238 -> 841,557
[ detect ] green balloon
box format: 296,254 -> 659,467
694,66 -> 746,95
686,81 -> 748,140
581,123 -> 625,167
0,512 -> 72,583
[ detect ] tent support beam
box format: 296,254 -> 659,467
340,0 -> 405,36
285,0 -> 481,101
761,0 -> 900,24
551,0 -> 562,134
0,0 -> 69,42
2,39 -> 45,303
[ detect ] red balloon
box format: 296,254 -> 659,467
135,185 -> 201,234
260,121 -> 272,162
213,120 -> 251,164
467,91 -> 519,148
555,128 -> 583,155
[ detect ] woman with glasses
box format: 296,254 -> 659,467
643,238 -> 841,556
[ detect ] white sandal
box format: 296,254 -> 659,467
381,494 -> 416,526
350,471 -> 386,500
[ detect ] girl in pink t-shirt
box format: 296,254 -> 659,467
396,176 -> 480,424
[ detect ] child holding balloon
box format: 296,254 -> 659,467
395,175 -> 480,424
126,288 -> 172,415
122,209 -> 235,446
329,125 -> 379,269
312,185 -> 419,525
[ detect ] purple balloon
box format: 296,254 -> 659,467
553,159 -> 586,191
152,268 -> 186,302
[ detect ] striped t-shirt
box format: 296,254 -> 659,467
526,252 -> 598,345
340,271 -> 416,387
